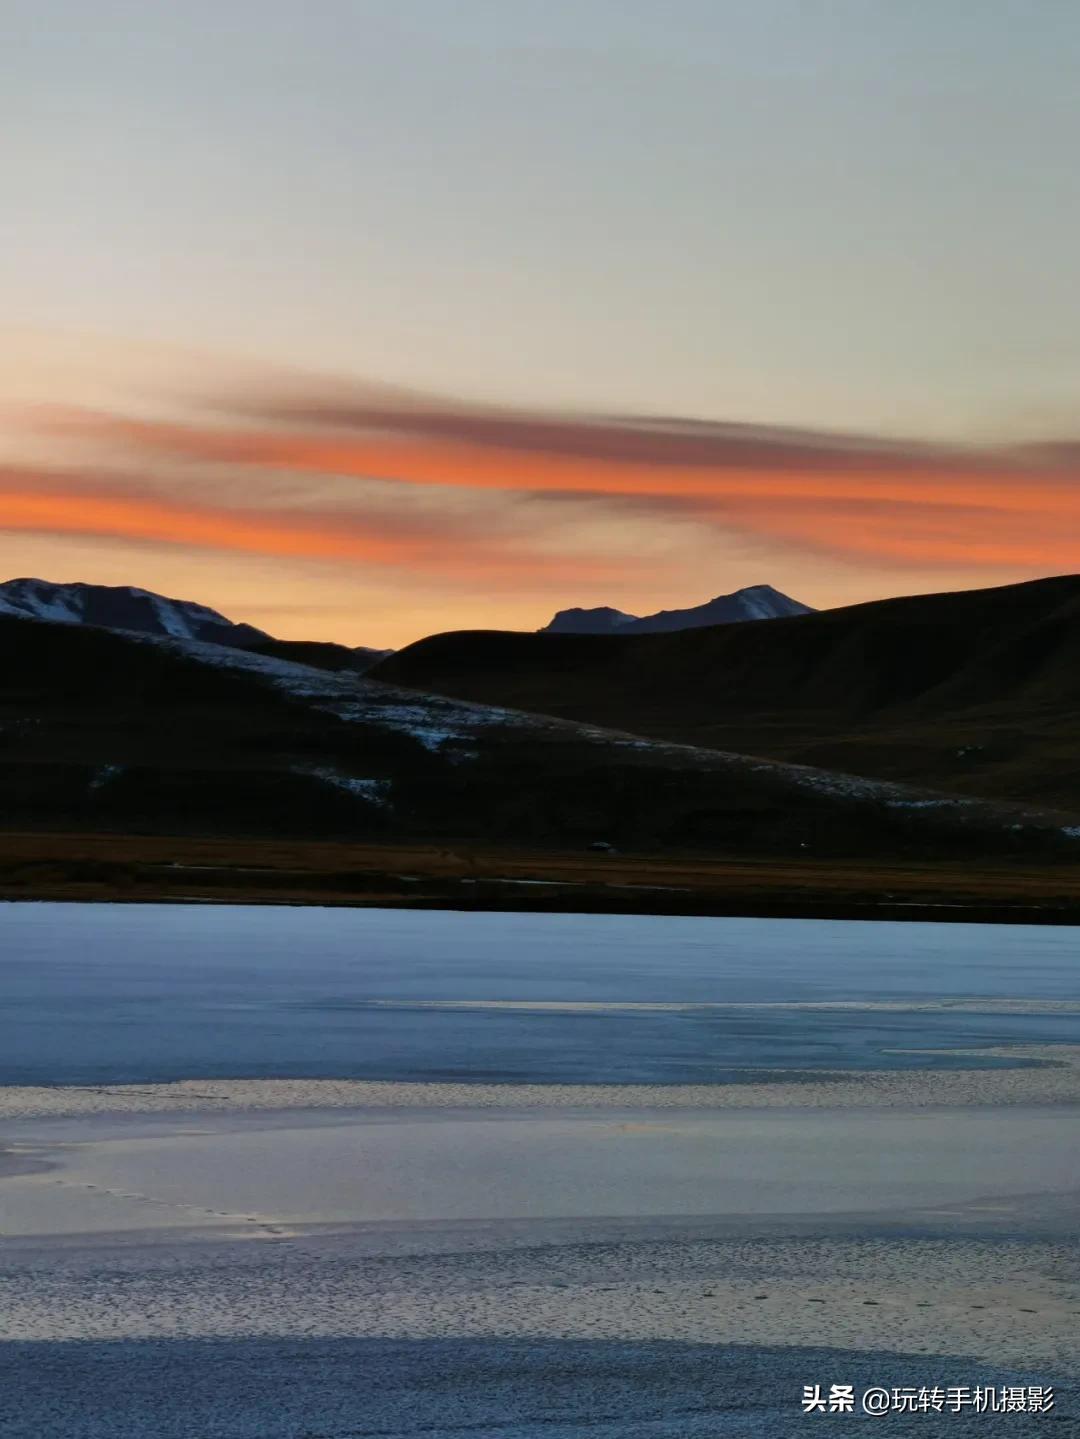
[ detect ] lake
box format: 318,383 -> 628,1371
3,902 -> 1079,1085
5,901 -> 1080,1436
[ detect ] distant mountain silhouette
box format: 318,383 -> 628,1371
0,578 -> 391,671
542,584 -> 813,634
0,578 -> 269,648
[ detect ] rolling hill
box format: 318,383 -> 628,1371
2,609 -> 1076,860
374,575 -> 1080,810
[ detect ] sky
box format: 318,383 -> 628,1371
3,0 -> 1080,648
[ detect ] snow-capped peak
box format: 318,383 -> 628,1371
0,578 -> 268,647
541,585 -> 814,635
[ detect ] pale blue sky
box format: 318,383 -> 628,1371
6,0 -> 1080,434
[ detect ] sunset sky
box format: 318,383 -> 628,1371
5,1 -> 1080,648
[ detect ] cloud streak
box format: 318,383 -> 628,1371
0,465 -> 622,583
33,384 -> 1080,573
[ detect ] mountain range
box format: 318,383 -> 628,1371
2,572 -> 1080,867
541,584 -> 812,634
0,577 -> 810,649
1,573 -> 1079,867
1,602 -> 1070,863
0,576 -> 812,674
378,574 -> 1080,812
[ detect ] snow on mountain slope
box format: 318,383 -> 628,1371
542,585 -> 814,635
144,631 -> 1070,837
5,611 -> 1074,852
138,631 -> 568,752
0,578 -> 268,646
0,579 -> 83,624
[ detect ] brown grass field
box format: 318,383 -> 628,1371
3,830 -> 1080,924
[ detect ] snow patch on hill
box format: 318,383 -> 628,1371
130,632 -> 1078,846
296,767 -> 392,806
141,634 -> 533,750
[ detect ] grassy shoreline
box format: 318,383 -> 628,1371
3,830 -> 1080,924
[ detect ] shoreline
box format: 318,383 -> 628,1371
3,830 -> 1080,925
7,892 -> 1080,926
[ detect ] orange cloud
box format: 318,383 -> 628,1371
35,398 -> 1080,573
728,496 -> 1080,569
0,466 -> 623,583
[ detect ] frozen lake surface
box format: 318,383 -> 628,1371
3,903 -> 1080,1085
3,1335 -> 1072,1438
4,903 -> 1080,1435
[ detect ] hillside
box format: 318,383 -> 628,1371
2,611 -> 1076,861
374,575 -> 1080,809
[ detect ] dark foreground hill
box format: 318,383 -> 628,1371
374,575 -> 1080,810
2,611 -> 1077,862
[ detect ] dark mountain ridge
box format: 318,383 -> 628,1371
0,577 -> 391,671
374,575 -> 1080,808
2,609 -> 1074,860
0,577 -> 269,648
542,583 -> 813,634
